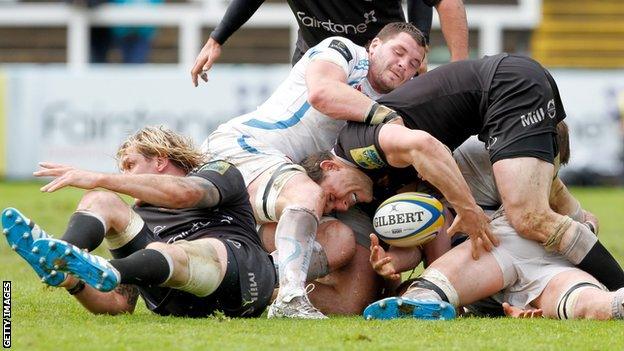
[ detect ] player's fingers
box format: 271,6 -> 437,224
470,235 -> 480,260
485,225 -> 499,246
38,162 -> 67,169
190,57 -> 207,86
479,231 -> 494,252
40,177 -> 62,192
370,233 -> 379,247
33,168 -> 65,177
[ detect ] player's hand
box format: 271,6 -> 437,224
369,233 -> 401,280
191,37 -> 222,87
502,302 -> 543,318
447,206 -> 498,260
582,209 -> 599,235
33,162 -> 102,192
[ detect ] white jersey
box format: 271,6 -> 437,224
213,36 -> 381,164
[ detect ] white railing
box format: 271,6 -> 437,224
0,0 -> 541,70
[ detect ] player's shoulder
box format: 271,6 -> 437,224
309,36 -> 366,63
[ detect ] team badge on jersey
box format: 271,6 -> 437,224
350,145 -> 386,169
199,160 -> 231,175
329,39 -> 353,62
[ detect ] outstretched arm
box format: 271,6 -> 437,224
191,0 -> 265,86
378,123 -> 497,258
34,162 -> 220,209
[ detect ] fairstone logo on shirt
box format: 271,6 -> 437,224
296,10 -> 377,36
350,145 -> 386,169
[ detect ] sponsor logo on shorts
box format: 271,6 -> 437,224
520,107 -> 546,127
247,272 -> 259,304
226,239 -> 241,249
350,145 -> 386,169
198,160 -> 230,175
297,10 -> 377,38
547,99 -> 556,119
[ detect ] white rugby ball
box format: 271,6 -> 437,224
373,192 -> 445,247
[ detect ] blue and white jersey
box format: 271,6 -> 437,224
215,36 -> 381,164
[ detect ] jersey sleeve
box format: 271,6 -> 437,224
210,0 -> 265,44
189,160 -> 248,207
306,37 -> 359,74
333,122 -> 389,170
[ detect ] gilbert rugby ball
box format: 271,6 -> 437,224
373,192 -> 445,247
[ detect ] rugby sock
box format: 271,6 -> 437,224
560,223 -> 624,290
109,249 -> 171,286
274,206 -> 318,299
612,288 -> 624,319
271,241 -> 329,284
576,242 -> 624,291
61,211 -> 107,252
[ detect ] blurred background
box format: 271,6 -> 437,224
0,0 -> 622,185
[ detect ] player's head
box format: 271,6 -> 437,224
116,125 -> 206,175
301,151 -> 374,213
367,22 -> 427,93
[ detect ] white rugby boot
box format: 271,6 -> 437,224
267,285 -> 327,319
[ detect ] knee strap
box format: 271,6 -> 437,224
106,209 -> 144,250
556,281 -> 604,320
169,240 -> 222,297
404,268 -> 459,307
543,216 -> 573,252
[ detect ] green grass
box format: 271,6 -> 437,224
1,182 -> 624,350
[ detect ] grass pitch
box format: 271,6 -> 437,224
1,182 -> 623,351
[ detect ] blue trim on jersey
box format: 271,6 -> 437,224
353,59 -> 369,71
237,135 -> 261,154
242,102 -> 311,130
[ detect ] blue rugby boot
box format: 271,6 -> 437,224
32,238 -> 120,292
2,207 -> 65,286
363,297 -> 456,321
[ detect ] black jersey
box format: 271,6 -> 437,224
378,53 -> 507,151
133,160 -> 260,247
378,53 -> 566,159
333,122 -> 425,216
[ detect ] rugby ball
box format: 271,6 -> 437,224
373,192 -> 445,247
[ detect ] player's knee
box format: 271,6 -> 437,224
321,220 -> 356,268
154,240 -> 223,297
555,282 -> 605,320
79,190 -> 126,212
506,208 -> 547,241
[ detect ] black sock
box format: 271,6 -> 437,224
109,249 -> 171,286
577,241 -> 624,291
61,212 -> 106,252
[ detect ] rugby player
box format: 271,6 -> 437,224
334,53 -> 624,290
204,23 -> 492,318
2,126 -> 275,317
364,136 -> 624,321
190,0 -> 469,84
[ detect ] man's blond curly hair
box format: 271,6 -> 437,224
116,126 -> 207,173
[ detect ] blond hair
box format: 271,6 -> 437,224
116,126 -> 207,173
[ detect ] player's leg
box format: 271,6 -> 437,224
260,218 -> 356,280
532,269 -> 624,320
248,166 -> 327,319
364,238 -> 505,320
493,156 -> 624,290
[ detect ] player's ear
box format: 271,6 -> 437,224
319,159 -> 339,171
368,37 -> 382,53
155,157 -> 169,172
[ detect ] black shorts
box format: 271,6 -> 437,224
109,224 -> 276,318
482,55 -> 566,164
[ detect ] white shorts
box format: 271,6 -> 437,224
205,127 -> 292,186
490,212 -> 576,308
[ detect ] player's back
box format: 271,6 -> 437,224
217,37 -> 378,163
379,54 -> 508,151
